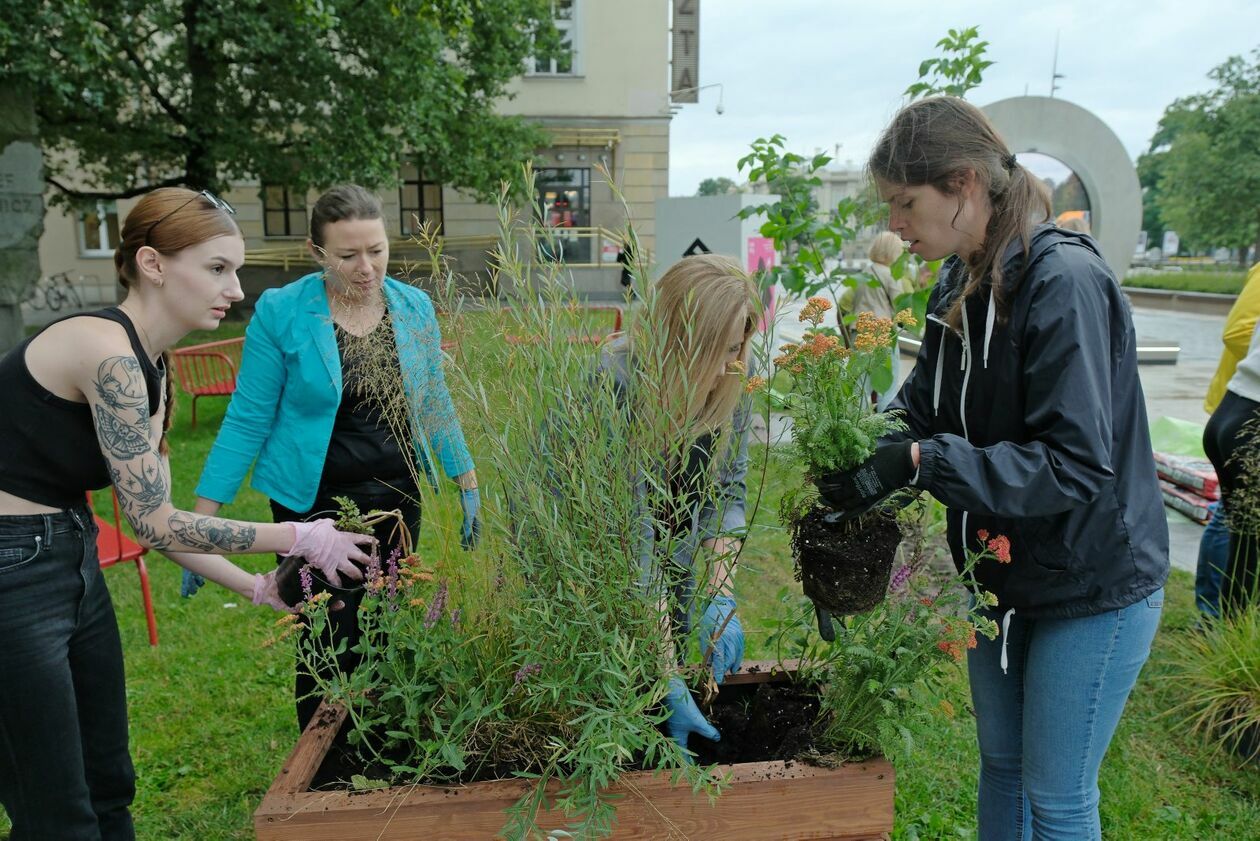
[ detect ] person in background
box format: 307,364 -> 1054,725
848,230 -> 912,410
193,184 -> 479,730
0,188 -> 371,840
1197,262 -> 1260,616
1203,306 -> 1260,616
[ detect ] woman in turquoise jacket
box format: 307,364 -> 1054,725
193,184 -> 478,728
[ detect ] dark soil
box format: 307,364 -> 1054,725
307,677 -> 824,791
689,680 -> 821,766
793,506 -> 900,615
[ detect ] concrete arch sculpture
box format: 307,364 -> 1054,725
983,96 -> 1140,279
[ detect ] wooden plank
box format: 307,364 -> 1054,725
256,662 -> 895,840
257,760 -> 893,840
261,703 -> 348,799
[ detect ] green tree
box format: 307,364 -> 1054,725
1143,50 -> 1260,265
696,176 -> 737,196
0,0 -> 561,204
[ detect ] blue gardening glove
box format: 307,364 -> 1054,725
459,487 -> 481,550
664,677 -> 720,760
699,595 -> 744,684
180,569 -> 205,598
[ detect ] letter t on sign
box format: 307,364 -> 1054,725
670,0 -> 700,103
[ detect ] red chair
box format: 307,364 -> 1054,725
87,490 -> 158,647
170,337 -> 244,428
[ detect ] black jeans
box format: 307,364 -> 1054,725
0,506 -> 135,840
270,483 -> 421,731
1203,389 -> 1260,613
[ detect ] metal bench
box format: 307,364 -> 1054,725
170,337 -> 244,428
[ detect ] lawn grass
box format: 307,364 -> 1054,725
3,317 -> 1258,839
1123,271 -> 1248,295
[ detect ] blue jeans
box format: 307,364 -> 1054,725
0,506 -> 135,840
967,590 -> 1163,841
1195,502 -> 1228,617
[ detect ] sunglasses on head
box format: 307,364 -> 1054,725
144,189 -> 236,246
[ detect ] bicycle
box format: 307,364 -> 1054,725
24,272 -> 85,312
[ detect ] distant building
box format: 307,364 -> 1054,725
31,0 -> 676,319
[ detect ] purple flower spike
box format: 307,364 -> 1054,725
299,563 -> 314,600
889,564 -> 912,593
385,551 -> 400,601
450,608 -> 462,628
424,581 -> 449,629
514,663 -> 542,685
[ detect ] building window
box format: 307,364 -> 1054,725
77,201 -> 120,256
535,167 -> 591,262
399,161 -> 444,236
528,0 -> 578,76
262,185 -> 307,237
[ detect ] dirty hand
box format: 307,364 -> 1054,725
699,595 -> 745,684
282,519 -> 373,586
664,677 -> 720,759
251,569 -> 291,611
180,569 -> 205,598
814,440 -> 915,516
459,487 -> 481,550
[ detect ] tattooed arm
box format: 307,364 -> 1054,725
82,349 -> 298,555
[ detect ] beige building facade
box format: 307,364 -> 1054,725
29,0 -> 673,320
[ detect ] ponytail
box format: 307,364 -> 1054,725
159,351 -> 175,456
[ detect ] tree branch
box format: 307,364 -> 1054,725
46,175 -> 187,201
106,23 -> 189,126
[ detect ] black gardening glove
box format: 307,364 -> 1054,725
814,440 -> 916,519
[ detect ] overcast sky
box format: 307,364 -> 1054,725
668,0 -> 1260,195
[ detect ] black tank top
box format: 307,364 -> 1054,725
0,308 -> 165,509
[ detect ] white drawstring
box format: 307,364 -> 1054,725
959,303 -> 971,441
932,326 -> 946,416
999,608 -> 1016,674
983,288 -> 996,369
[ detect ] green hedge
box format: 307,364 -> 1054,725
1123,272 -> 1247,295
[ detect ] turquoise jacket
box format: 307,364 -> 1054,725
196,272 -> 473,512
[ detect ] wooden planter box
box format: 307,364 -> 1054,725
254,662 -> 894,840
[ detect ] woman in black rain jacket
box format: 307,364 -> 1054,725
817,97 -> 1168,841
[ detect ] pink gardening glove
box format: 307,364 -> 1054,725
282,519 -> 374,587
251,570 -> 292,611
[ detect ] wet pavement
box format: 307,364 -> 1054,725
752,305 -> 1229,574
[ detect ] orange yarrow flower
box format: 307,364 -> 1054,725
894,307 -> 917,329
799,296 -> 834,325
987,534 -> 1012,563
807,333 -> 839,357
745,375 -> 767,393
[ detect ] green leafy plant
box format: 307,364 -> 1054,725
904,26 -> 994,100
769,298 -> 916,527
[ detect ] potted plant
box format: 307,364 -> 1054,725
773,299 -> 918,618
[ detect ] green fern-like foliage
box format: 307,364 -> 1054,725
776,304 -> 912,480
